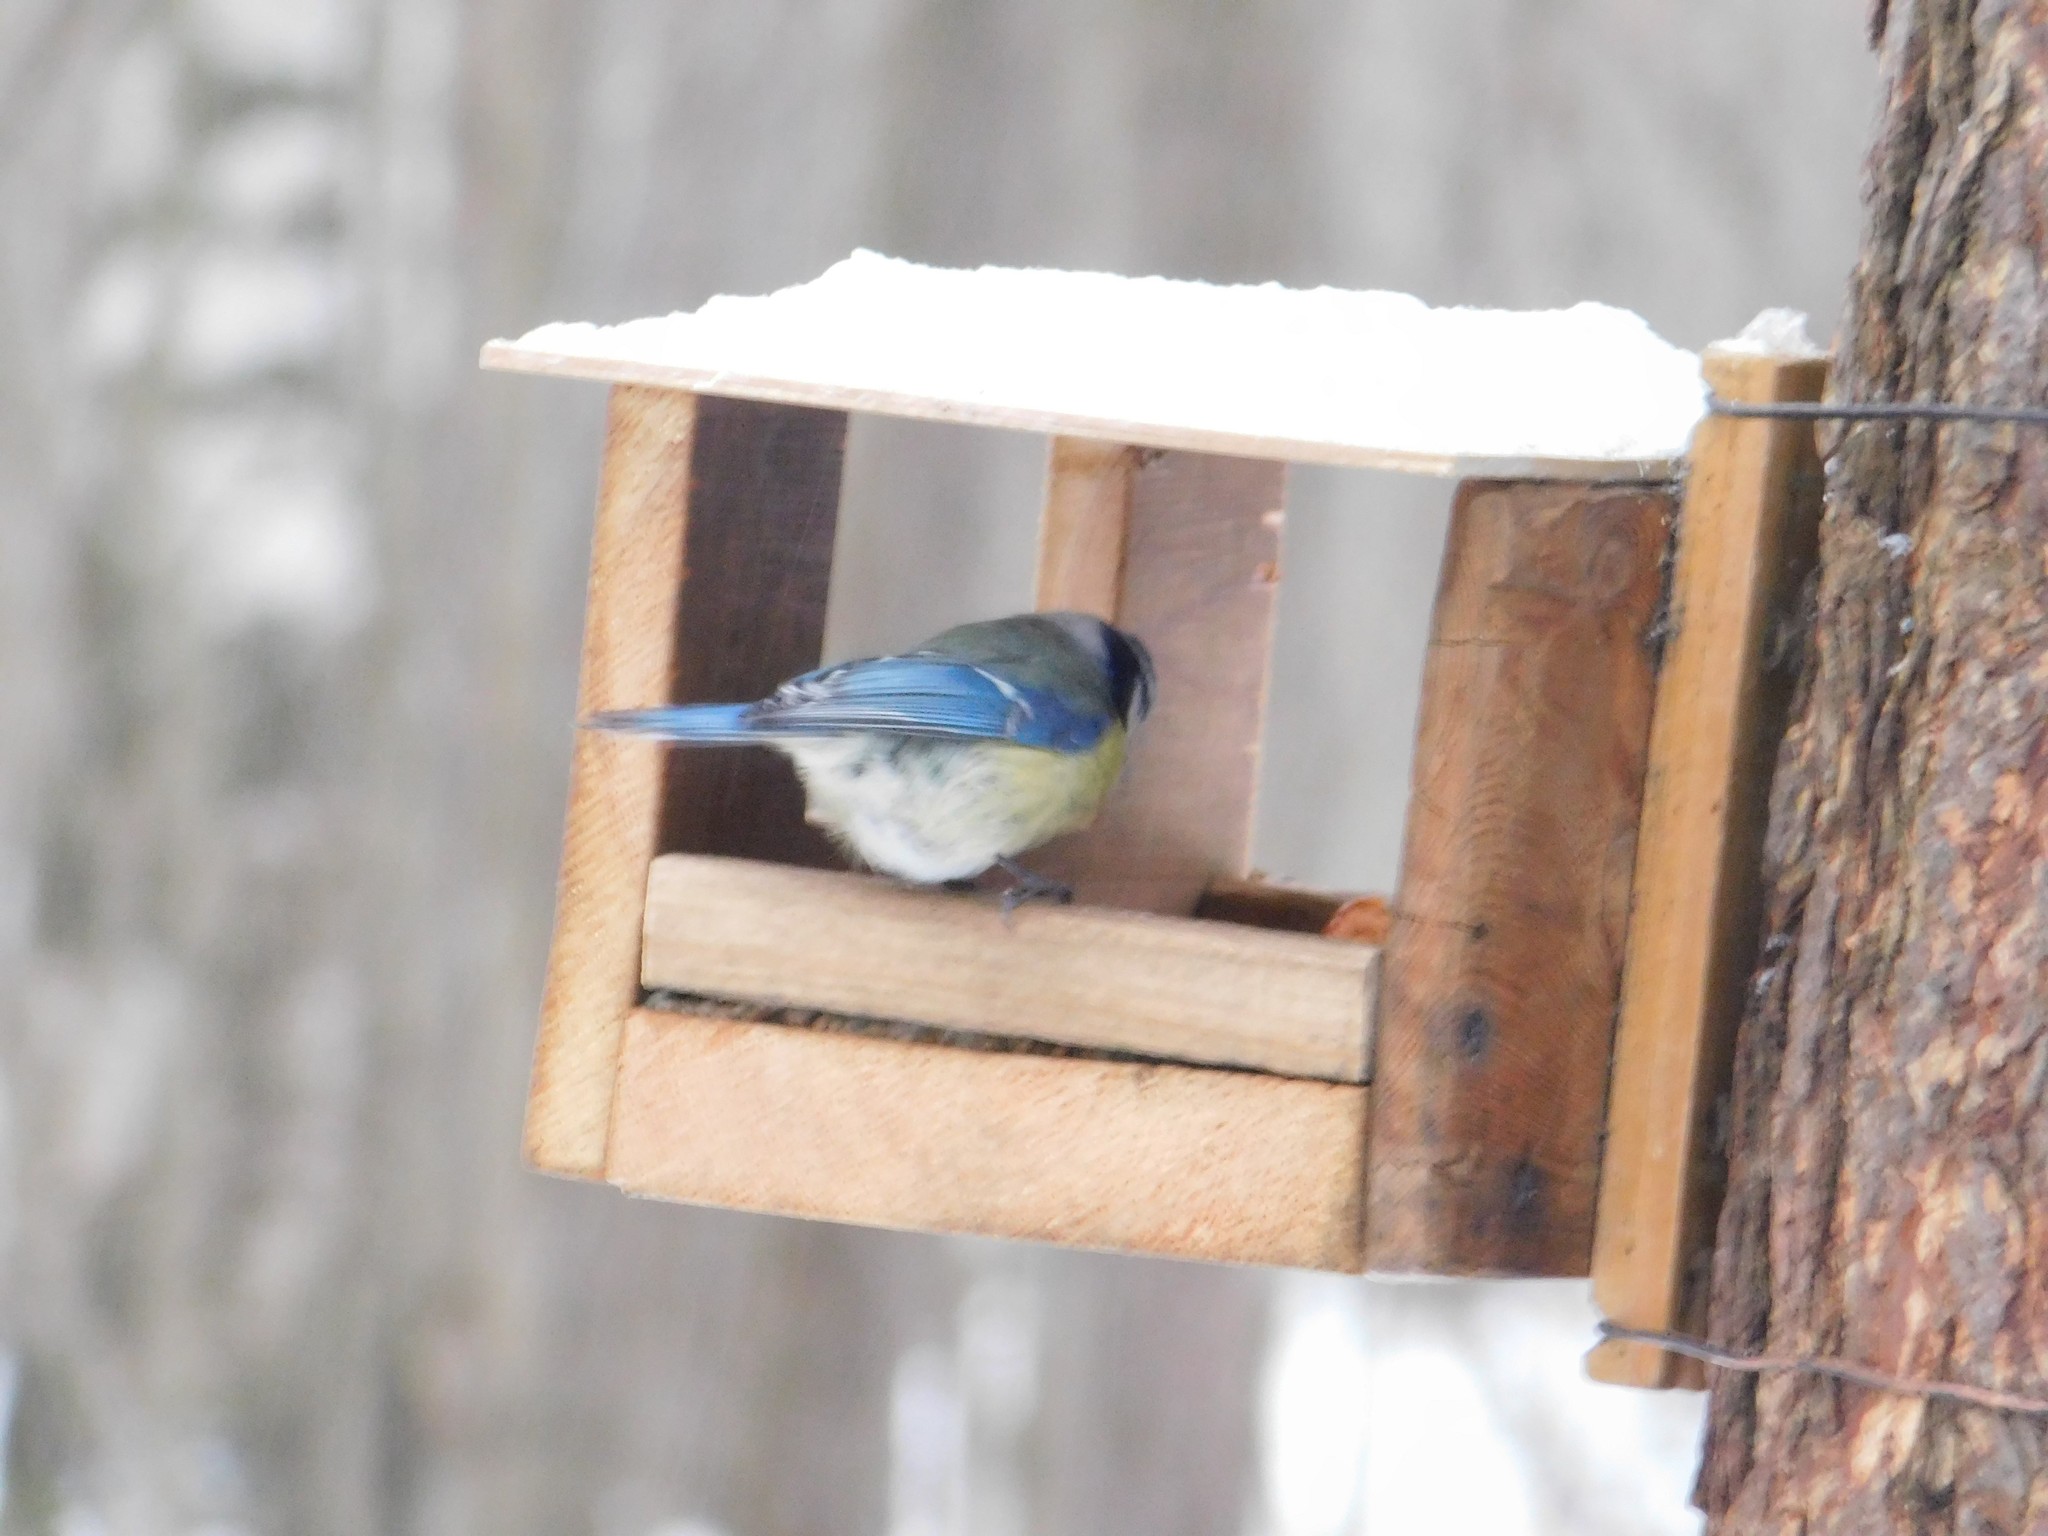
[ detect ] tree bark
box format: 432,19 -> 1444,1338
1699,1 -> 2048,1528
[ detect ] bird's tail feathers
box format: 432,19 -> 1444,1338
582,704 -> 766,743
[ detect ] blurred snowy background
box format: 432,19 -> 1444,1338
1,2 -> 1869,1533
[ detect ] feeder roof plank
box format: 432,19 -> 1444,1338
482,251 -> 1709,482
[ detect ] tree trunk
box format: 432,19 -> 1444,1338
1699,1 -> 2048,1528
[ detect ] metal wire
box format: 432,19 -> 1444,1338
1597,1321 -> 2048,1416
1709,394 -> 2048,428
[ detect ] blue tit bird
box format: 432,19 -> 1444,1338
585,611 -> 1155,905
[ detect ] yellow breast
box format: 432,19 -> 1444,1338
985,725 -> 1128,851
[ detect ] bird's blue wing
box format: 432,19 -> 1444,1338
753,655 -> 1105,750
585,655 -> 1106,751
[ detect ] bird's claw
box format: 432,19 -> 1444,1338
996,858 -> 1073,915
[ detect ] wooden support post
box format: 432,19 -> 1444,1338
525,386 -> 844,1178
1036,438 -> 1135,622
605,1006 -> 1370,1270
1586,351 -> 1826,1387
1032,439 -> 1285,914
1366,480 -> 1672,1274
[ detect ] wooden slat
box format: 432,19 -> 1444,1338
481,341 -> 1685,483
641,854 -> 1377,1083
526,386 -> 698,1177
1031,441 -> 1285,914
526,386 -> 845,1178
1366,480 -> 1672,1274
606,1006 -> 1371,1270
1587,351 -> 1827,1388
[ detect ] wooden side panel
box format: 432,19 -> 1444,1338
1366,480 -> 1672,1274
641,854 -> 1377,1082
659,396 -> 845,865
527,386 -> 697,1177
606,1007 -> 1370,1270
526,388 -> 846,1178
1032,440 -> 1285,914
1587,353 -> 1827,1387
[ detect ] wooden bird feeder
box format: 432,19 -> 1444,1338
482,258 -> 1825,1353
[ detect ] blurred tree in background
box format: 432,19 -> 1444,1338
1,2 -> 1866,1533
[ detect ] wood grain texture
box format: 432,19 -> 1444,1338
1586,352 -> 1825,1390
526,385 -> 700,1177
605,1006 -> 1371,1270
1032,444 -> 1285,914
1366,479 -> 1672,1275
528,388 -> 846,1178
658,395 -> 845,866
480,340 -> 1685,482
641,854 -> 1377,1082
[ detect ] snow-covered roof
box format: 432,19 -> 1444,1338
482,251 -> 1710,481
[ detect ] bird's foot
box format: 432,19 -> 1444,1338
996,857 -> 1073,915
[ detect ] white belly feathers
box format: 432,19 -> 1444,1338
777,729 -> 1127,884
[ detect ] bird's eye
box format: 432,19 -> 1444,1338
1117,631 -> 1156,722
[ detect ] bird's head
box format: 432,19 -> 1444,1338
1103,624 -> 1155,726
1044,612 -> 1156,727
